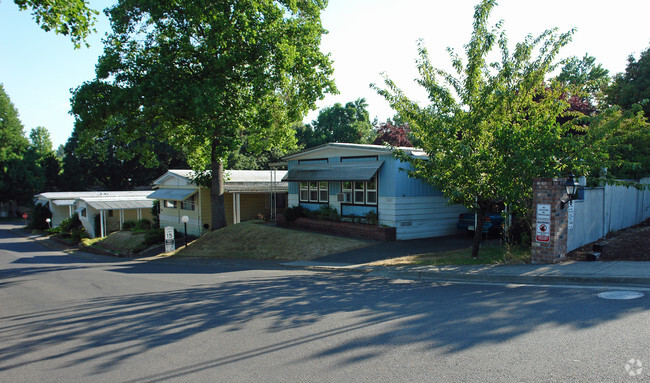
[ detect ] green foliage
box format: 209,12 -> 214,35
0,84 -> 28,164
556,54 -> 609,96
122,220 -> 137,230
364,210 -> 379,226
606,46 -> 650,119
283,205 -> 306,222
373,0 -> 596,258
144,228 -> 164,247
315,205 -> 340,221
27,203 -> 52,231
151,200 -> 160,229
72,0 -> 335,230
13,0 -> 98,48
59,213 -> 82,233
297,98 -> 375,148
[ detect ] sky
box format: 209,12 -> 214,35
1,0 -> 649,149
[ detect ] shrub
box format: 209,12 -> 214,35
60,213 -> 82,233
134,218 -> 152,232
284,205 -> 305,222
364,210 -> 379,225
144,228 -> 165,247
316,205 -> 340,221
151,200 -> 160,229
27,203 -> 52,231
122,220 -> 137,230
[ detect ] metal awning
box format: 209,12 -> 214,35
147,188 -> 197,201
85,199 -> 153,211
282,161 -> 383,182
52,199 -> 76,206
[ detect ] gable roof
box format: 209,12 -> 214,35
36,191 -> 154,201
282,142 -> 427,161
152,169 -> 288,193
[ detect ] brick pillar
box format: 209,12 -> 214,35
531,178 -> 568,264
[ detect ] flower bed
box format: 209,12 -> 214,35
277,214 -> 396,241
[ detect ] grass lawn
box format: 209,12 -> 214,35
173,220 -> 372,261
81,231 -> 146,254
367,244 -> 531,266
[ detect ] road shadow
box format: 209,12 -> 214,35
0,272 -> 647,380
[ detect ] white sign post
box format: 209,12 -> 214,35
567,202 -> 575,230
535,203 -> 551,243
164,226 -> 175,252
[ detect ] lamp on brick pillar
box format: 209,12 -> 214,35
560,174 -> 579,209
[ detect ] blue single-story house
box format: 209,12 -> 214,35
282,143 -> 468,240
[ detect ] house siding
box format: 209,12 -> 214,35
379,196 -> 467,240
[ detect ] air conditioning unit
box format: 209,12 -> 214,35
337,192 -> 351,202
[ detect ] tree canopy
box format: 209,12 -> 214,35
373,0 -> 640,258
72,0 -> 335,229
295,98 -> 374,148
606,46 -> 650,119
13,0 -> 98,48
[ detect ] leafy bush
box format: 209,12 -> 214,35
364,210 -> 379,225
60,213 -> 82,233
27,203 -> 52,231
122,220 -> 137,230
134,218 -> 152,232
152,200 -> 160,229
316,205 -> 340,221
284,205 -> 305,222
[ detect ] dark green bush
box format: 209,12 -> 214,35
364,210 -> 379,225
27,203 -> 52,231
122,220 -> 137,230
60,213 -> 82,233
316,205 -> 340,221
284,205 -> 305,222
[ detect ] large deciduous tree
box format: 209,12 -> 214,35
374,0 -> 632,258
13,0 -> 97,47
296,98 -> 374,148
71,0 -> 335,230
606,46 -> 650,119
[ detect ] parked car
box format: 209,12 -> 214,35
457,213 -> 504,236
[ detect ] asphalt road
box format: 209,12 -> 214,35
1,224 -> 649,383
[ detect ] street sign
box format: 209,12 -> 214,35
164,226 -> 175,252
22,213 -> 28,219
535,204 -> 551,242
536,222 -> 550,242
568,202 -> 575,230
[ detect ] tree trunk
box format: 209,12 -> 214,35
210,158 -> 227,231
470,208 -> 486,259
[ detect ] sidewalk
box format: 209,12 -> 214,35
5,222 -> 650,288
282,260 -> 650,288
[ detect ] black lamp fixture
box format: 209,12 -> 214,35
561,174 -> 579,209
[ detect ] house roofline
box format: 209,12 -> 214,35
282,142 -> 425,161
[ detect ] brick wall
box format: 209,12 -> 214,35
277,214 -> 396,241
531,177 -> 569,264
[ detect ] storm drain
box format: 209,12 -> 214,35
597,291 -> 644,300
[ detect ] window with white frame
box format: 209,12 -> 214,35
299,182 -> 309,202
343,176 -> 377,205
299,181 -> 328,203
319,181 -> 329,202
181,195 -> 195,210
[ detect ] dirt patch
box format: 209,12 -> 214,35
567,219 -> 650,261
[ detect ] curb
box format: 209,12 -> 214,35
288,264 -> 650,288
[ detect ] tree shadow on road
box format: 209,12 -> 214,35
0,271 -> 647,380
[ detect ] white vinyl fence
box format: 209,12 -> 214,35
567,178 -> 650,252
